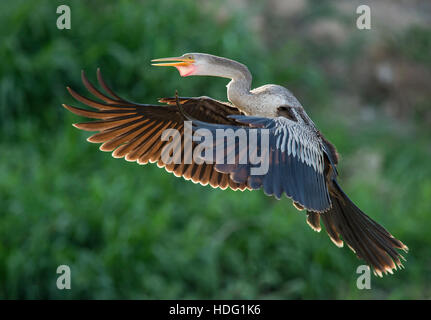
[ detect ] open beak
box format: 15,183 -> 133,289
151,56 -> 194,67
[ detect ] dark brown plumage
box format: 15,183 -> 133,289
63,67 -> 408,277
64,70 -> 248,191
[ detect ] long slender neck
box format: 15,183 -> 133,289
227,78 -> 252,110
207,56 -> 252,87
222,60 -> 253,112
196,54 -> 254,113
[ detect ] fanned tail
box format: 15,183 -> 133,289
308,180 -> 408,277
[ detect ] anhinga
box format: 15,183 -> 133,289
63,53 -> 408,276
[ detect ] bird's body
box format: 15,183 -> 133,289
231,84 -> 303,117
63,53 -> 407,277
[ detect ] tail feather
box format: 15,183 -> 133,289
307,180 -> 408,277
306,211 -> 321,232
320,211 -> 343,247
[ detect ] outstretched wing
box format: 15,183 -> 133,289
64,69 -> 331,211
188,114 -> 332,212
63,69 -> 249,191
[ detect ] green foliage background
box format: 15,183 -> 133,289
0,0 -> 430,299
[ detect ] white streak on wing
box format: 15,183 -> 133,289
312,147 -> 317,171
305,146 -> 311,166
316,149 -> 324,174
309,147 -> 314,168
274,116 -> 326,174
300,138 -> 305,163
313,147 -> 319,173
276,134 -> 281,149
287,127 -> 293,156
281,127 -> 287,152
313,148 -> 319,172
297,134 -> 303,163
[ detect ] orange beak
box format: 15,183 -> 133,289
151,56 -> 195,67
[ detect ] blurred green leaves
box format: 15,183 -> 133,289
0,0 -> 430,299
0,0 -> 265,138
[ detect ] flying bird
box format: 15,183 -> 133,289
63,53 -> 408,276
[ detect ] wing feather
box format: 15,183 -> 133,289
189,115 -> 332,212
64,70 -> 248,191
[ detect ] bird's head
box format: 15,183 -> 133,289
151,53 -> 250,80
151,53 -> 211,77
